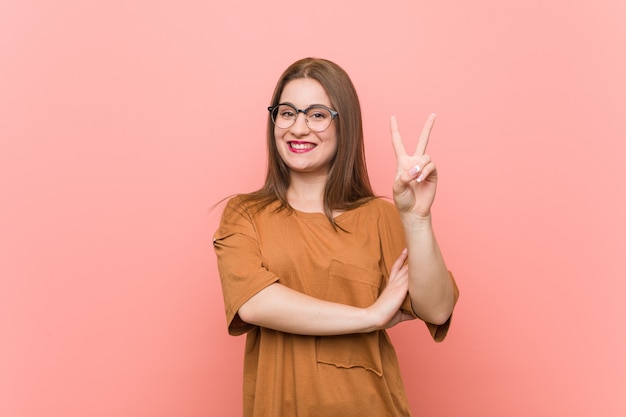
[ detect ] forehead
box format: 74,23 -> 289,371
279,78 -> 331,108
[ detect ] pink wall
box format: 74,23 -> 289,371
1,1 -> 625,416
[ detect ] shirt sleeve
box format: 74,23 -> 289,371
376,199 -> 459,343
213,197 -> 279,336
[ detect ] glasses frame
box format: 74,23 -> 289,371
268,103 -> 339,132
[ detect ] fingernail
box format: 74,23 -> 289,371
417,174 -> 424,183
409,164 -> 421,176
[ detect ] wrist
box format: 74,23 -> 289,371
400,212 -> 433,230
361,306 -> 382,333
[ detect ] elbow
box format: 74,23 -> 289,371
237,283 -> 283,326
427,309 -> 453,326
412,275 -> 458,325
429,297 -> 456,325
237,285 -> 274,325
412,299 -> 455,326
237,300 -> 258,325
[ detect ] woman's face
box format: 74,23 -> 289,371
274,78 -> 338,177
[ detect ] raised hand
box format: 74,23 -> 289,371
391,113 -> 438,217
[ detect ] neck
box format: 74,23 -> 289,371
287,171 -> 327,213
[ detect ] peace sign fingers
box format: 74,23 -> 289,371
415,113 -> 436,156
391,113 -> 437,159
390,115 -> 408,159
390,113 -> 440,217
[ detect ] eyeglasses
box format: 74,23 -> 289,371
268,103 -> 338,132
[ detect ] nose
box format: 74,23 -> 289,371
289,111 -> 311,135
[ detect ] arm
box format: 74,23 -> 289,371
238,249 -> 414,336
401,213 -> 455,325
390,114 -> 457,325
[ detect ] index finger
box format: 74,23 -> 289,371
415,113 -> 436,156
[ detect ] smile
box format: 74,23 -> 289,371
288,141 -> 316,152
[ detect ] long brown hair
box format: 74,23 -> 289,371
243,57 -> 374,228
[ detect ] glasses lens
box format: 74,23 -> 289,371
272,104 -> 297,129
305,106 -> 332,132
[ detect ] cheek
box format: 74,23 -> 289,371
274,126 -> 288,142
273,128 -> 284,149
327,133 -> 339,154
273,136 -> 288,162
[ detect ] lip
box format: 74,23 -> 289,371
287,141 -> 317,153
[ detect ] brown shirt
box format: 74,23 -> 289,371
213,196 -> 456,417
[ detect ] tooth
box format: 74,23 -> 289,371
292,143 -> 313,149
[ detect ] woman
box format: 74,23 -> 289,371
213,57 -> 459,416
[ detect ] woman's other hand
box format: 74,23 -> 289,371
366,249 -> 415,330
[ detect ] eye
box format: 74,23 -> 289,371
277,105 -> 296,119
308,108 -> 330,120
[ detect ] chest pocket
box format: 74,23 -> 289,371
316,259 -> 385,376
322,259 -> 383,307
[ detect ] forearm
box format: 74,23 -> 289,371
402,213 -> 456,325
238,283 -> 379,336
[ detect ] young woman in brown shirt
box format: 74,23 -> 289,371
214,57 -> 459,416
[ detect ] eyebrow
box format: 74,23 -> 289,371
279,102 -> 330,109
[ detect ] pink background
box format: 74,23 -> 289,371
2,1 -> 625,416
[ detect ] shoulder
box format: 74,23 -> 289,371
365,198 -> 403,232
370,197 -> 397,210
222,194 -> 248,212
215,195 -> 278,240
217,195 -> 259,229
340,197 -> 400,227
221,194 -> 279,215
220,195 -> 287,229
360,197 -> 399,216
218,194 -> 250,221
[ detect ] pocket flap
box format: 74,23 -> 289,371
316,332 -> 383,377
